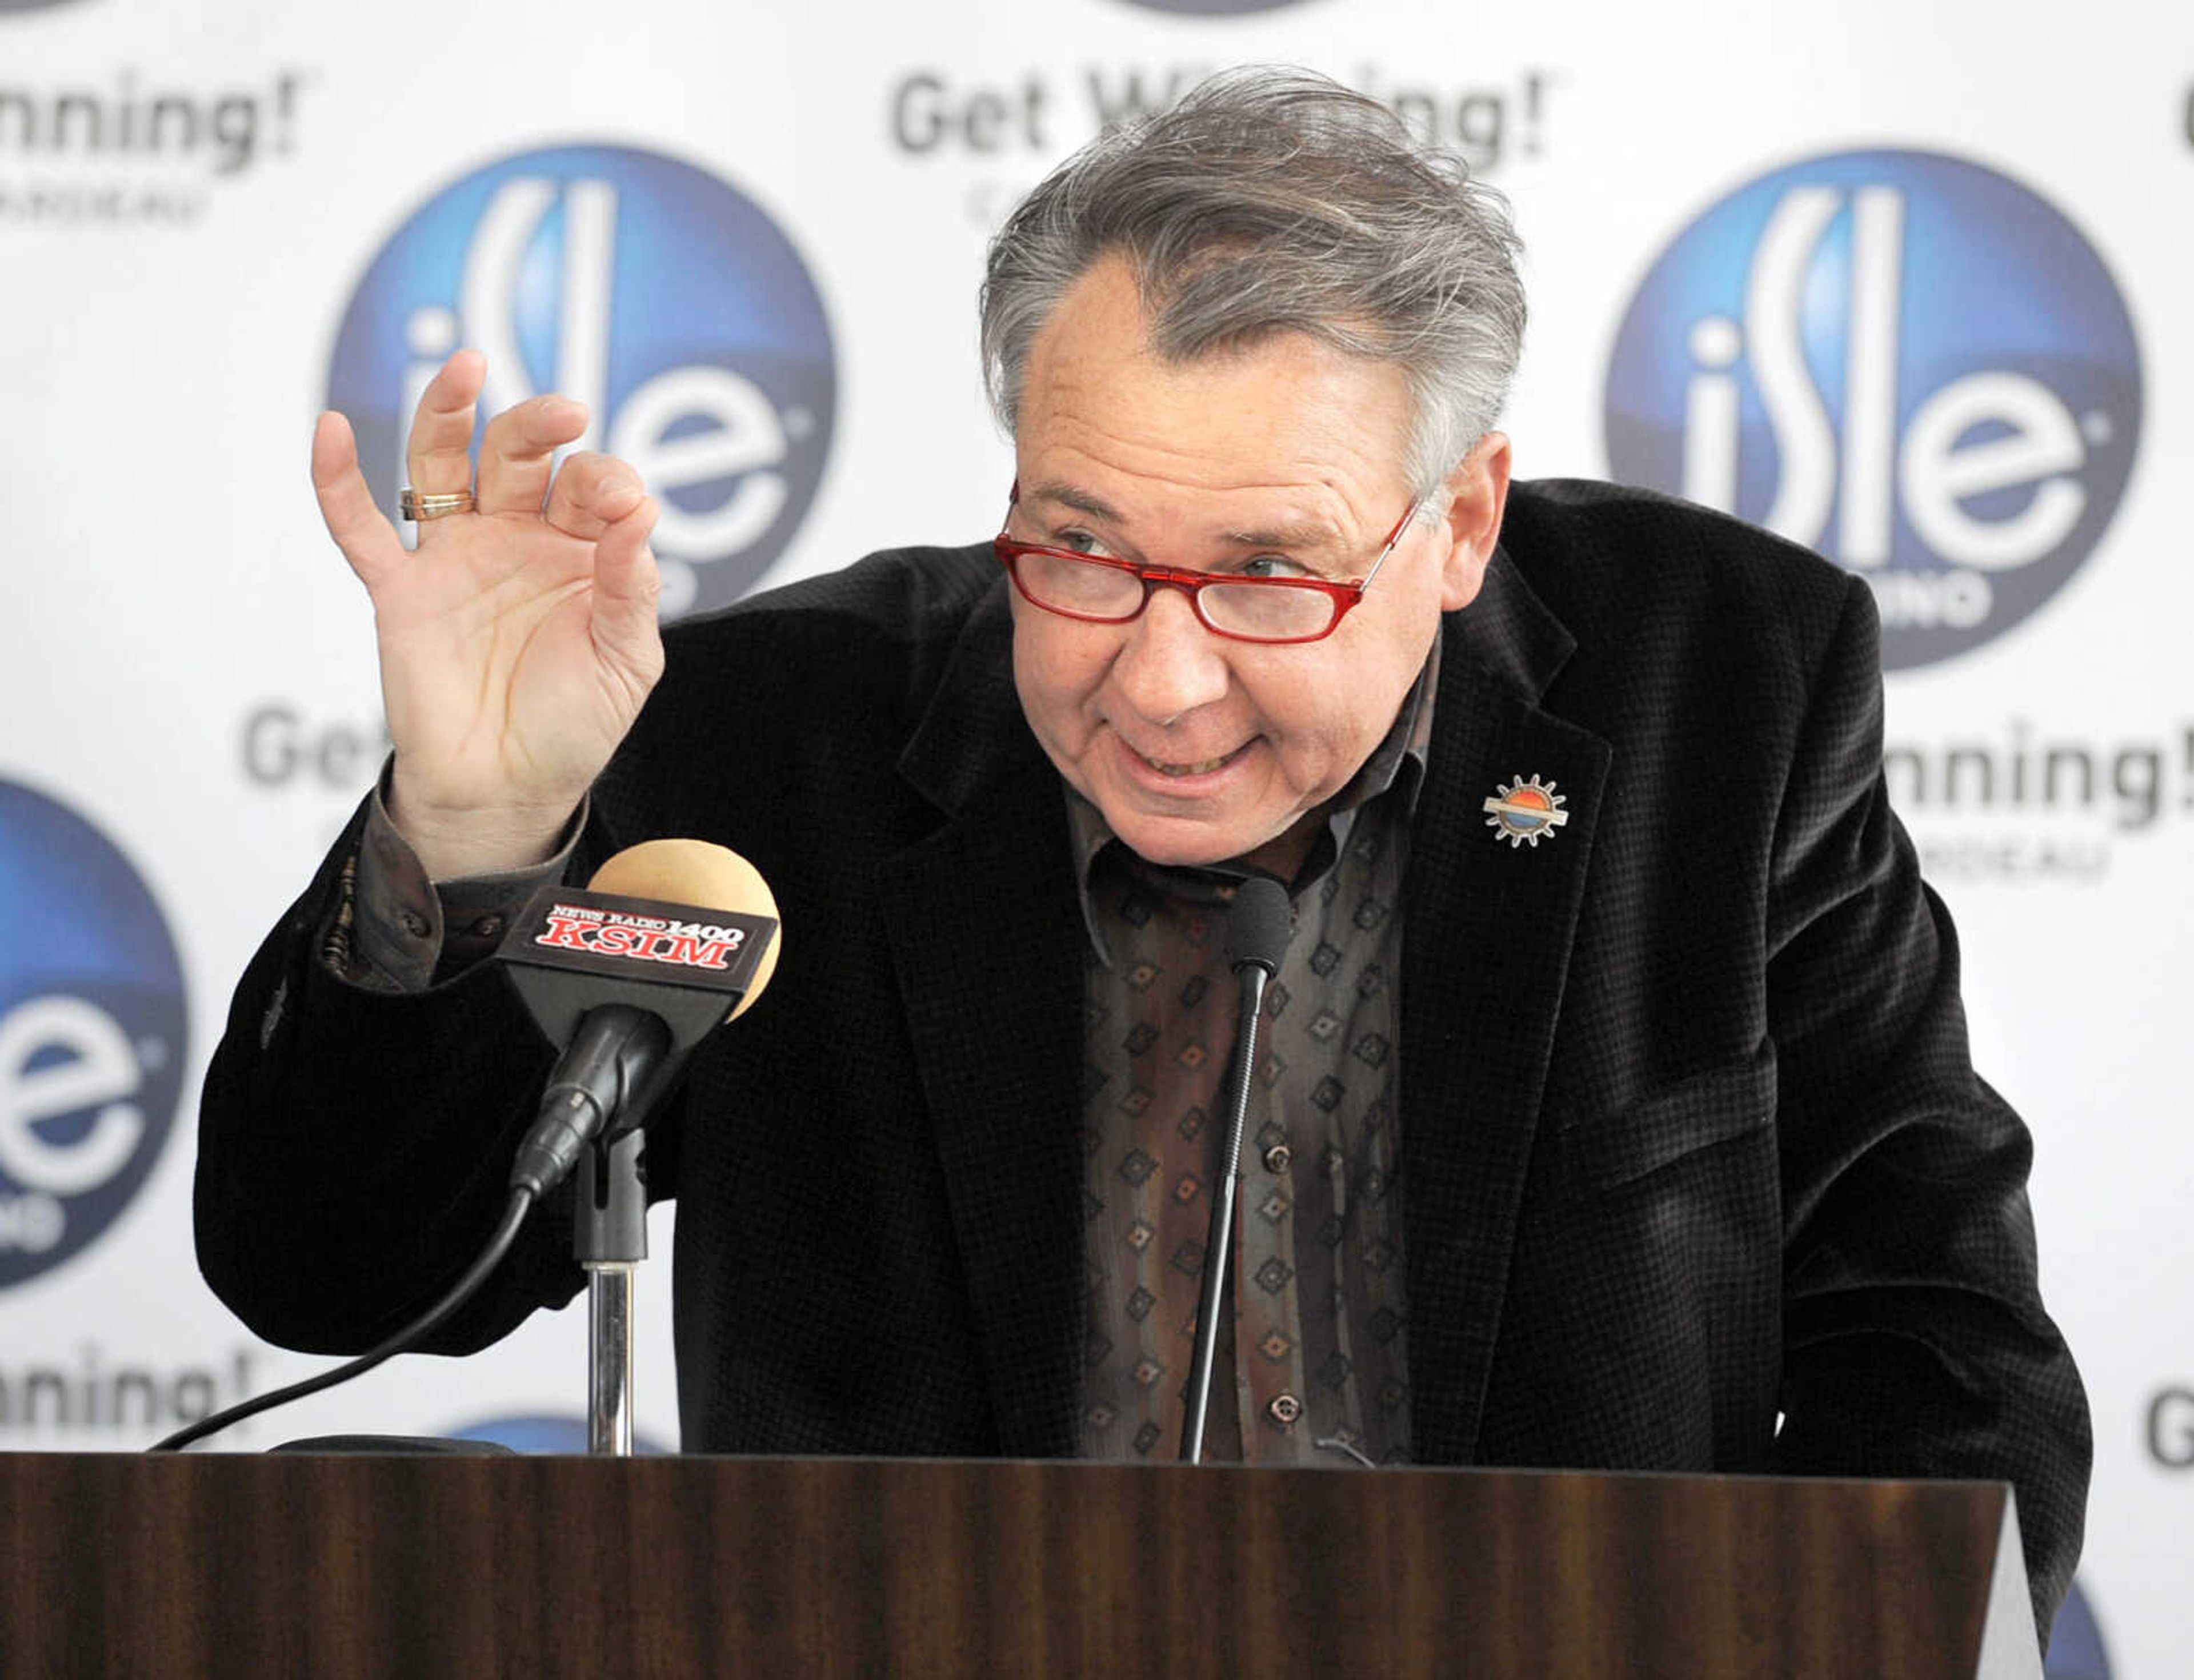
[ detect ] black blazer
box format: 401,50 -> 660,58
197,480 -> 2088,1631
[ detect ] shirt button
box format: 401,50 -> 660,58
399,911 -> 430,939
1266,1393 -> 1303,1429
1262,1143 -> 1292,1174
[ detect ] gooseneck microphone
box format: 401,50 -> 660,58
150,840 -> 781,1453
1179,875 -> 1294,1465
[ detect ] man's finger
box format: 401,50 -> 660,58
543,450 -> 650,542
311,411 -> 404,590
477,395 -> 590,518
403,350 -> 486,520
589,496 -> 667,689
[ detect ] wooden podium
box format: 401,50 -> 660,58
0,1453 -> 2038,1677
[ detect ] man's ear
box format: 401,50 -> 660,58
1435,432 -> 1512,612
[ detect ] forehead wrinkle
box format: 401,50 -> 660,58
1026,478 -> 1346,555
1024,480 -> 1123,523
1218,516 -> 1347,553
1023,256 -> 1409,487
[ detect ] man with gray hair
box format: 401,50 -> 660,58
197,68 -> 2088,1636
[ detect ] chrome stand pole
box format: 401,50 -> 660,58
577,1128 -> 647,1457
587,1265 -> 635,1456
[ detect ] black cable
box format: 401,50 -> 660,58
149,1186 -> 538,1453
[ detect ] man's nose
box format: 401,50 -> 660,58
1109,586 -> 1232,724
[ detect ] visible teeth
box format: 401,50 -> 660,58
1152,752 -> 1232,777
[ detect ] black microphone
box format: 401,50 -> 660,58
1179,875 -> 1294,1464
498,841 -> 783,1198
1224,875 -> 1294,976
147,842 -> 783,1455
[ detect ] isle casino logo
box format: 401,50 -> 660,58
2046,1579 -> 2113,1680
0,780 -> 187,1288
449,1414 -> 670,1454
327,143 -> 835,622
1605,149 -> 2141,670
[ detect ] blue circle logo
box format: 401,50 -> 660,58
1604,149 -> 2141,669
328,143 -> 836,620
449,1412 -> 671,1454
0,781 -> 187,1288
2045,1579 -> 2112,1679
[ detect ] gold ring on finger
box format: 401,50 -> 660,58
399,487 -> 476,521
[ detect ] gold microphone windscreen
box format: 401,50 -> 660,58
588,839 -> 782,1020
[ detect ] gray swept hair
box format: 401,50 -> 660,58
979,66 -> 1527,498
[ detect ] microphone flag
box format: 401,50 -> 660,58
495,881 -> 779,1054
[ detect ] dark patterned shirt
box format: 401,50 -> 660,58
1068,644 -> 1435,1465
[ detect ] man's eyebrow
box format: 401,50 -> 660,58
1024,482 -> 1122,523
1026,482 -> 1344,552
1218,518 -> 1346,553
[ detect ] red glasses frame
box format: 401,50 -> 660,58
993,490 -> 1420,647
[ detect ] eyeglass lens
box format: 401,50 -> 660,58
1012,550 -> 1339,640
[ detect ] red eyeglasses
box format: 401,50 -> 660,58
994,488 -> 1420,646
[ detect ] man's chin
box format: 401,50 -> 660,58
1100,805 -> 1295,873
1101,808 -> 1240,867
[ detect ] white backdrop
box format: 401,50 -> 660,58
0,0 -> 2184,1670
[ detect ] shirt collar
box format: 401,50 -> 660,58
1064,628 -> 1442,961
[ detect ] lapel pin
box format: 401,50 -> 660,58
1483,775 -> 1570,849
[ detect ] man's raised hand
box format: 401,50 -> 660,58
311,349 -> 665,880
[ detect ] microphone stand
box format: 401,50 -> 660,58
576,1127 -> 648,1456
1179,876 -> 1293,1464
1178,959 -> 1272,1464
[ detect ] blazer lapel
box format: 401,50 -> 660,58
879,585 -> 1087,1456
1403,551 -> 1611,1464
872,555 -> 1614,1464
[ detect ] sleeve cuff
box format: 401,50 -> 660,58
345,772 -> 586,992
